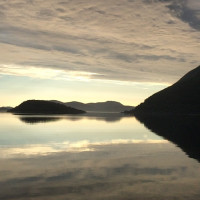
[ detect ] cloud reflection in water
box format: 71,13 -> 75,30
1,142 -> 200,200
1,113 -> 200,199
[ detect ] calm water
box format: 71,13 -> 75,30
0,113 -> 200,200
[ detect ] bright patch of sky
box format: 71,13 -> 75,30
0,74 -> 167,106
0,0 -> 199,106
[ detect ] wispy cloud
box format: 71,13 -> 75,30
0,0 -> 199,83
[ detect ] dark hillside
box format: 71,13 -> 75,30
134,65 -> 200,115
9,100 -> 86,114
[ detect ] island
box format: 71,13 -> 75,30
8,100 -> 86,114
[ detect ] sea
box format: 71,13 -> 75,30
0,112 -> 200,200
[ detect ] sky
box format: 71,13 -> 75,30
0,0 -> 199,107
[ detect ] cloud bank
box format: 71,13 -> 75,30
0,0 -> 199,83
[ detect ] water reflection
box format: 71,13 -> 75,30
0,139 -> 168,158
0,113 -> 162,150
19,116 -> 61,124
18,112 -> 129,124
135,114 -> 200,162
1,143 -> 200,200
1,113 -> 200,199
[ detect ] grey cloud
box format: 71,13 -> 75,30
164,0 -> 200,30
143,0 -> 200,30
110,52 -> 178,62
0,10 -> 4,17
38,9 -> 55,18
56,8 -> 66,13
52,45 -> 81,54
168,1 -> 200,30
0,0 -> 199,83
0,26 -> 83,54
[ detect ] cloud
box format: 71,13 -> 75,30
166,0 -> 200,30
0,0 -> 199,84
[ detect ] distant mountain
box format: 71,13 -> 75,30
0,107 -> 13,112
64,101 -> 134,112
132,65 -> 200,115
8,100 -> 86,114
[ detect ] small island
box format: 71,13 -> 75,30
8,100 -> 86,115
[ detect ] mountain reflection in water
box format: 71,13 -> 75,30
135,114 -> 200,162
19,116 -> 61,124
18,112 -> 129,124
1,113 -> 200,200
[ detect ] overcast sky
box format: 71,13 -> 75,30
0,0 -> 199,106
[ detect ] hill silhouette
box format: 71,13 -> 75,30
8,100 -> 86,114
133,65 -> 200,115
64,101 -> 134,112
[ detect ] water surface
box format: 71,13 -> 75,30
0,113 -> 200,200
